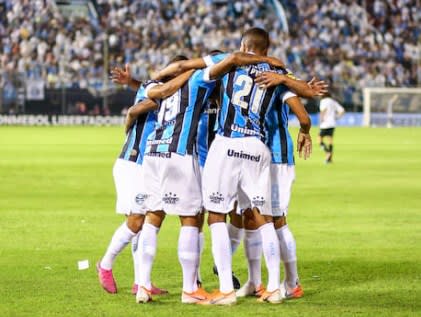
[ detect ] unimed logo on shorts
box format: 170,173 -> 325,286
209,192 -> 224,204
252,196 -> 266,207
162,192 -> 179,204
227,149 -> 261,162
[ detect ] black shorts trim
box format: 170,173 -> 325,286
319,128 -> 335,137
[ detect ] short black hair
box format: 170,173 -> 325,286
241,27 -> 270,52
169,55 -> 188,64
208,49 -> 224,56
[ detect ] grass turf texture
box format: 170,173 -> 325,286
0,126 -> 420,317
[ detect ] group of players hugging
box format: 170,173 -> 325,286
96,27 -> 327,305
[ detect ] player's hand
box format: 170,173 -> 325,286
297,129 -> 312,160
111,63 -> 131,85
255,72 -> 285,89
265,56 -> 285,68
307,77 -> 328,96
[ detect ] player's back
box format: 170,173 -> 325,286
146,69 -> 216,155
218,63 -> 288,143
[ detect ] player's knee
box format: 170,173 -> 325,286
207,211 -> 226,225
274,216 -> 287,229
126,215 -> 144,233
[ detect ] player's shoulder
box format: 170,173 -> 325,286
142,79 -> 161,88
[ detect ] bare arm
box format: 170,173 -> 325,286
208,52 -> 285,80
125,99 -> 158,133
147,69 -> 195,100
286,96 -> 312,160
111,64 -> 141,91
255,73 -> 328,98
152,58 -> 207,81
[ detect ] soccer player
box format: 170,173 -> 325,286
199,27 -> 297,305
97,57 -> 192,295
234,69 -> 315,300
126,52 -> 285,304
318,92 -> 345,163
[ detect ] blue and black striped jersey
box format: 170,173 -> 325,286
119,80 -> 158,165
196,95 -> 218,167
265,91 -> 296,165
145,69 -> 216,156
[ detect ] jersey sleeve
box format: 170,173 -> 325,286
335,100 -> 345,113
203,53 -> 228,67
281,91 -> 297,103
134,86 -> 146,104
200,67 -> 218,84
319,99 -> 328,111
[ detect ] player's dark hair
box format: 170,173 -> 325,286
169,55 -> 188,63
241,27 -> 270,52
209,49 -> 224,56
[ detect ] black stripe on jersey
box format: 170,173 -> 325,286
207,101 -> 218,148
277,105 -> 288,164
119,125 -> 135,159
186,87 -> 207,154
169,84 -> 189,152
223,72 -> 236,137
258,87 -> 276,143
129,114 -> 147,162
150,128 -> 164,153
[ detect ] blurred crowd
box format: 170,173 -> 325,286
0,0 -> 420,109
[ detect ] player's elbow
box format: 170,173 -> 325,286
127,106 -> 137,119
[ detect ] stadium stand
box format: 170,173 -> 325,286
0,0 -> 419,114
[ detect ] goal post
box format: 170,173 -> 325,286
363,87 -> 421,127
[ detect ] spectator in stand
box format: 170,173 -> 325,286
0,0 -> 419,112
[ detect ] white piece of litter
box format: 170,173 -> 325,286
78,260 -> 89,270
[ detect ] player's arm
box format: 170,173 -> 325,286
111,64 -> 141,91
125,99 -> 158,133
286,96 -> 312,160
147,69 -> 195,99
207,52 -> 285,80
152,58 -> 207,80
255,73 -> 328,98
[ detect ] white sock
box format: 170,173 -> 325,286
210,222 -> 233,293
137,223 -> 159,290
101,222 -> 136,270
197,231 -> 205,284
227,223 -> 244,255
260,222 -> 280,292
178,226 -> 200,293
277,225 -> 299,289
131,232 -> 140,285
244,229 -> 262,287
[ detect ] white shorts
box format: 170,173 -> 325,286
113,158 -> 146,215
271,164 -> 295,217
140,153 -> 202,216
202,135 -> 272,216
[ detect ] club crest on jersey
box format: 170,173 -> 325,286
162,192 -> 179,205
227,149 -> 261,162
209,192 -> 224,204
135,193 -> 149,205
252,196 -> 266,207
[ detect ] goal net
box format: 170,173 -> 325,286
363,88 -> 421,127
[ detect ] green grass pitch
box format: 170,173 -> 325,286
0,126 -> 420,317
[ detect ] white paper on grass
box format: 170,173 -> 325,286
78,260 -> 89,270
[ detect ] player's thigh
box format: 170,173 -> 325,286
140,155 -> 163,212
160,153 -> 202,216
239,138 -> 272,216
113,159 -> 138,215
202,135 -> 240,214
130,164 -> 148,215
271,164 -> 295,217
